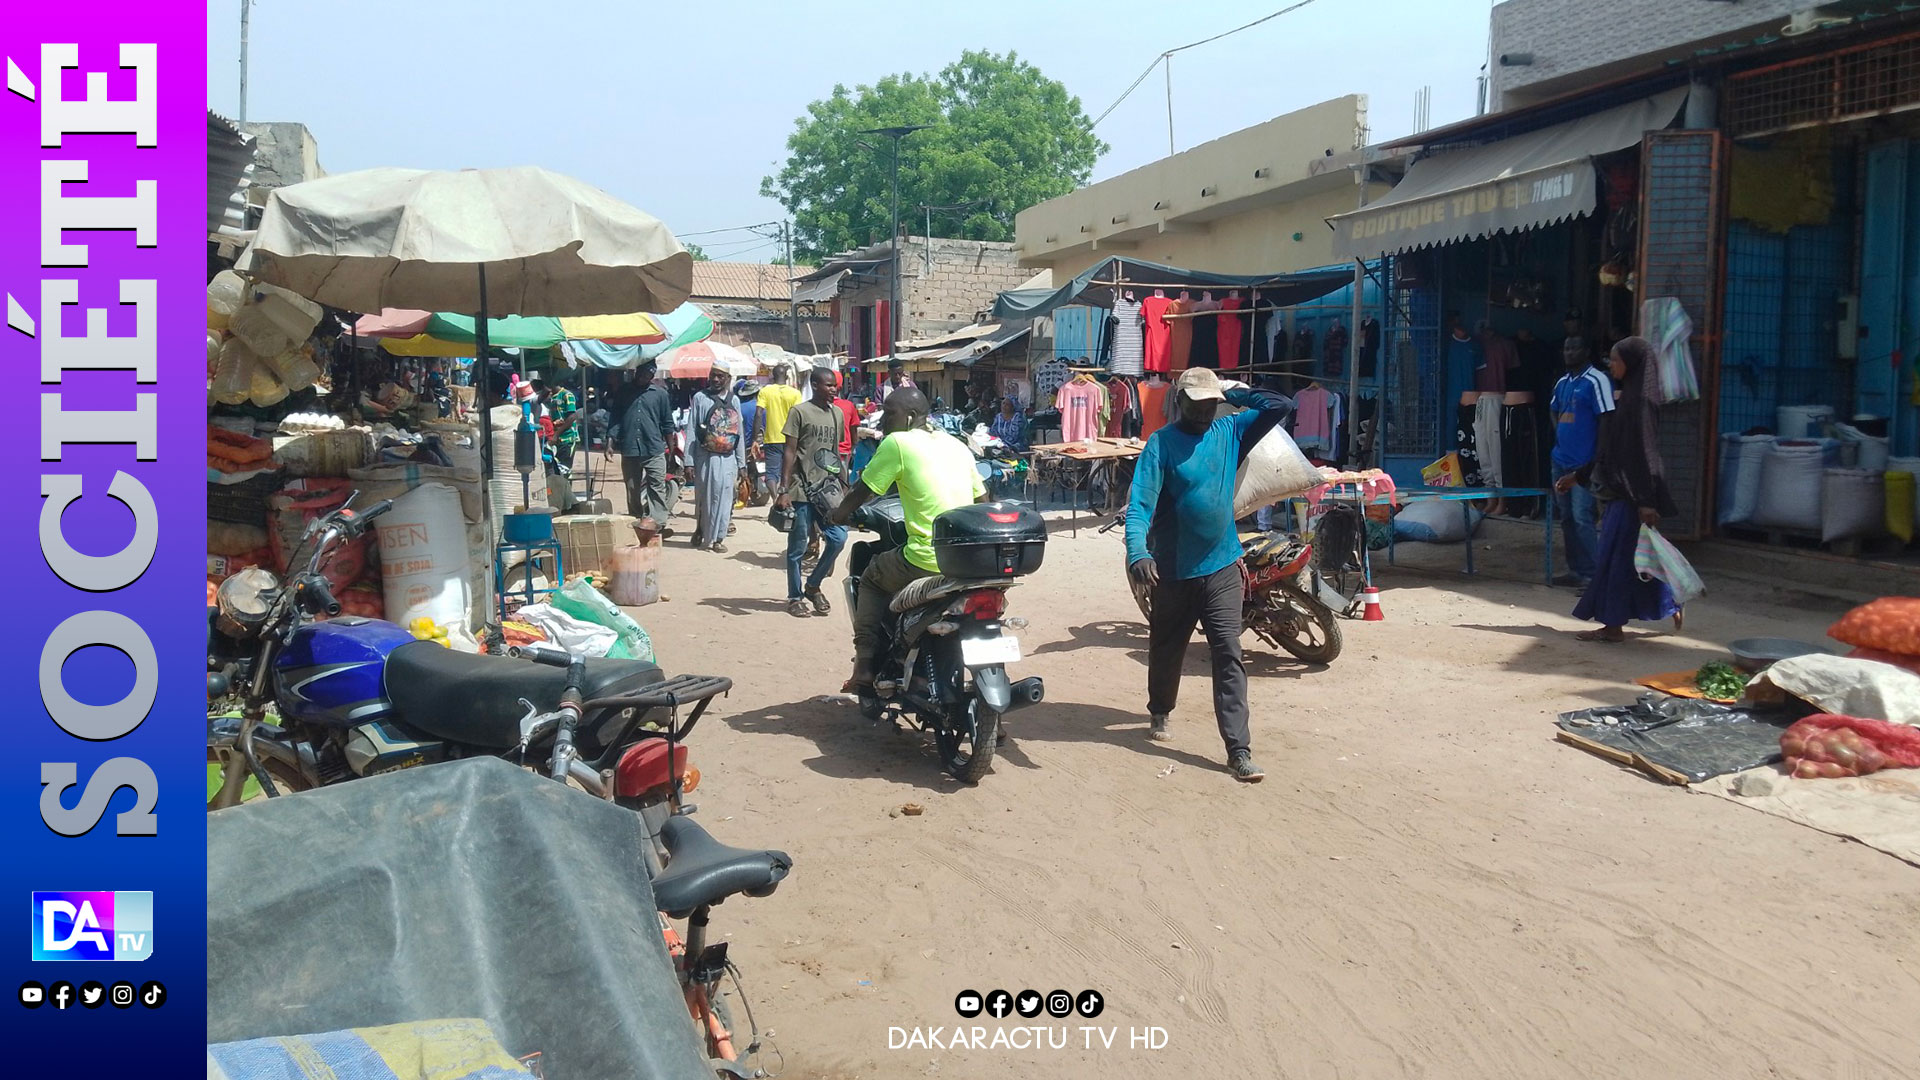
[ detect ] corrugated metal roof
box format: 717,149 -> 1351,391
698,303 -> 787,325
208,111 -> 255,237
689,261 -> 808,301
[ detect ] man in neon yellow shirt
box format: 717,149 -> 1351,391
833,387 -> 986,691
756,364 -> 803,497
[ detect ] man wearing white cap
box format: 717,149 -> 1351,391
1124,366 -> 1292,782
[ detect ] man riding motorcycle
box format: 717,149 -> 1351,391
831,387 -> 988,695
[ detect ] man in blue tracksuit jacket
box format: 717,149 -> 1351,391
1125,366 -> 1292,783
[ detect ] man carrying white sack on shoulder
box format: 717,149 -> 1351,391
1124,367 -> 1294,783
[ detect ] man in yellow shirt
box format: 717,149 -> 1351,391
756,364 -> 803,497
833,387 -> 986,692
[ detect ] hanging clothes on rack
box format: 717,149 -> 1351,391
1111,295 -> 1145,376
1501,395 -> 1543,515
1165,295 -> 1194,372
1096,311 -> 1116,369
1216,294 -> 1246,371
1291,384 -> 1342,458
1034,356 -> 1070,406
1139,375 -> 1170,439
1323,322 -> 1348,377
1291,327 -> 1316,364
1358,317 -> 1380,379
1055,375 -> 1103,443
1142,292 -> 1173,374
1188,294 -> 1221,370
1265,309 -> 1286,366
1455,401 -> 1485,487
1104,376 -> 1135,437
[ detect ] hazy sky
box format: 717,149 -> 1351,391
207,0 -> 1493,260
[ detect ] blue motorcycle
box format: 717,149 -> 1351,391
207,497 -> 729,811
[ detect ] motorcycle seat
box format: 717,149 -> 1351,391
890,576 -> 1017,614
650,814 -> 791,918
383,640 -> 665,749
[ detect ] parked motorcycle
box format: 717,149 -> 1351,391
1102,508 -> 1344,665
207,495 -> 731,809
843,496 -> 1047,782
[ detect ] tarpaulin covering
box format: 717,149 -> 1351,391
1328,88 -> 1689,260
990,256 -> 1351,320
206,758 -> 712,1080
1556,695 -> 1797,783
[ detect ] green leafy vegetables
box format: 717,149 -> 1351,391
1694,661 -> 1746,701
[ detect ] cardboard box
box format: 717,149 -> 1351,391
553,514 -> 639,576
1421,453 -> 1463,489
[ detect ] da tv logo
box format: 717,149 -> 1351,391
31,892 -> 152,962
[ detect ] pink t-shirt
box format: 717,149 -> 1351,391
1056,380 -> 1103,443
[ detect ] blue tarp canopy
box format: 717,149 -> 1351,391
991,256 -> 1352,320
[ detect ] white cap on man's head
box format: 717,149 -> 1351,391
1174,366 -> 1226,402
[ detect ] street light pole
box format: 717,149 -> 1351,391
861,124 -> 929,364
239,0 -> 252,123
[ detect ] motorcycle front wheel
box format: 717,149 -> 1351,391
935,698 -> 1000,784
1254,586 -> 1343,665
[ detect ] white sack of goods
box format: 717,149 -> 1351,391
376,483 -> 479,652
1232,425 -> 1322,521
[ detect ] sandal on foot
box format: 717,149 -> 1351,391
788,599 -> 812,619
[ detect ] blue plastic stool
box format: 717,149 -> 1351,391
495,539 -> 563,620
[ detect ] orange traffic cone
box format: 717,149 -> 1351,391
1361,585 -> 1385,622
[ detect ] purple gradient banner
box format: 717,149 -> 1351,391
1,6 -> 205,1069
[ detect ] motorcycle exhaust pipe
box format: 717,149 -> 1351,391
1002,677 -> 1045,713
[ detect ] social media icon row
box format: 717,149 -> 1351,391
955,987 -> 1103,1019
19,980 -> 163,1010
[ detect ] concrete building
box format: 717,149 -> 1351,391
1011,96 -> 1384,281
791,236 -> 1028,362
686,261 -> 831,352
238,121 -> 324,195
1487,0 -> 1873,111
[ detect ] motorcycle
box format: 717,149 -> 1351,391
207,495 -> 731,810
1102,508 -> 1344,665
843,496 -> 1047,782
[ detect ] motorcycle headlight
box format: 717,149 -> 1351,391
216,567 -> 279,633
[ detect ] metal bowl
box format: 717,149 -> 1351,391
1728,637 -> 1826,672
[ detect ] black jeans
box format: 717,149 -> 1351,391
1147,564 -> 1251,756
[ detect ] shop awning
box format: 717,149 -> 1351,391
991,256 -> 1351,320
792,269 -> 848,304
941,324 -> 1031,367
1327,87 -> 1689,261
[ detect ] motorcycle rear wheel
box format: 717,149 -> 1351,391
1255,586 -> 1343,665
936,698 -> 1000,783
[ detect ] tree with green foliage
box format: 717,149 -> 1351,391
762,50 -> 1106,260
684,242 -> 709,261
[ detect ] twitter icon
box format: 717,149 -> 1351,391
79,981 -> 105,1009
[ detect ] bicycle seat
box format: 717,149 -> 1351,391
650,815 -> 792,919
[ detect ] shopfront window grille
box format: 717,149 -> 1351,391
1727,30 -> 1920,140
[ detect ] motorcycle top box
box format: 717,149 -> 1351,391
932,501 -> 1046,578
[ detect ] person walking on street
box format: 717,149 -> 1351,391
1125,367 -> 1291,783
1571,337 -> 1682,643
736,380 -> 765,505
776,367 -> 853,618
686,369 -> 745,553
619,361 -> 676,535
758,365 -> 803,500
1549,336 -> 1613,590
833,387 -> 986,692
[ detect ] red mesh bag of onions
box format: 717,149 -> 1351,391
1780,714 -> 1920,779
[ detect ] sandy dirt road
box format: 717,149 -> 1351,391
625,491 -> 1918,1080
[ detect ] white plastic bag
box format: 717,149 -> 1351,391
550,577 -> 655,662
1634,524 -> 1704,606
375,483 -> 478,652
1392,498 -> 1482,543
1232,425 -> 1321,520
509,603 -> 617,658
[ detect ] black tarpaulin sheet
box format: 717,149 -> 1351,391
1556,695 -> 1797,783
207,757 -> 711,1080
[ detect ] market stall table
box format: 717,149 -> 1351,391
1028,438 -> 1142,535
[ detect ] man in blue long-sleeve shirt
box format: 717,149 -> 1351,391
1125,367 -> 1289,783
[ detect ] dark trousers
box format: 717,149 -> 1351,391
1146,564 -> 1251,756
